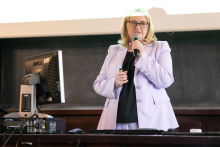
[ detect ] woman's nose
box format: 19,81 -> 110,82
135,24 -> 141,29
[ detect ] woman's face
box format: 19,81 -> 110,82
126,15 -> 148,43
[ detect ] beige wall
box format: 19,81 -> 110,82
1,9 -> 220,38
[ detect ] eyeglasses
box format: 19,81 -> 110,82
127,21 -> 148,28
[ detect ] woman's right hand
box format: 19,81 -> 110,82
114,71 -> 128,89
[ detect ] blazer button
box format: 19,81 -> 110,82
136,86 -> 141,89
143,71 -> 147,74
139,67 -> 142,71
137,99 -> 142,103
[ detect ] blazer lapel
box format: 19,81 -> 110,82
115,46 -> 127,73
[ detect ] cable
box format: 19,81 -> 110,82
3,132 -> 11,147
76,133 -> 83,147
2,120 -> 25,147
3,132 -> 6,147
3,132 -> 5,143
36,105 -> 43,113
38,131 -> 42,147
16,114 -> 37,147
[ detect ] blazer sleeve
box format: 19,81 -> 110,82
93,46 -> 116,99
135,41 -> 174,88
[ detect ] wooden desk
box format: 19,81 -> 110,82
1,134 -> 220,147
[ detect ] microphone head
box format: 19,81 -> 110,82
132,34 -> 140,41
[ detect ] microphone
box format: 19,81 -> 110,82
132,34 -> 140,58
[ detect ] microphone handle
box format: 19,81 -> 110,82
133,49 -> 139,58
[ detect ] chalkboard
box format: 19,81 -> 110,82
1,30 -> 220,110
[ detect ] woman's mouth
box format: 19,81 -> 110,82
134,31 -> 141,34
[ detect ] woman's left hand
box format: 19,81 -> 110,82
129,40 -> 144,58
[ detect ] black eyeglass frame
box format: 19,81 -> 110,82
127,21 -> 149,28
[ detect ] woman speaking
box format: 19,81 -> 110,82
93,8 -> 178,131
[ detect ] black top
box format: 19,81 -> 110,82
116,52 -> 138,123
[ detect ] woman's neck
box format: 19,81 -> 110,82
127,46 -> 133,52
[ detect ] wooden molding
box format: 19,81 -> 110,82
9,109 -> 220,116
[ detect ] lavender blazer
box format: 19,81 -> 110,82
93,41 -> 179,131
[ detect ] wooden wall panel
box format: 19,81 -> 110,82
9,109 -> 220,133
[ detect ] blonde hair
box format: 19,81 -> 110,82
118,8 -> 157,47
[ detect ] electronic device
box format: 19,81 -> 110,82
132,34 -> 140,58
162,132 -> 220,136
3,51 -> 66,133
25,50 -> 65,105
68,128 -> 84,134
2,118 -> 66,134
89,129 -> 164,135
89,128 -> 177,135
